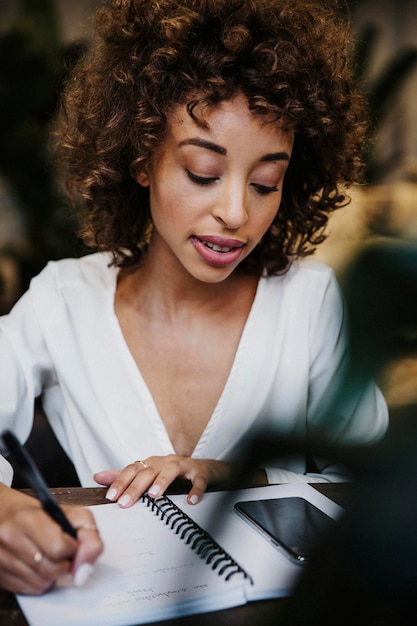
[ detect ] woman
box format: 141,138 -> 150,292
0,0 -> 387,594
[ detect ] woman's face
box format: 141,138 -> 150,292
137,92 -> 294,283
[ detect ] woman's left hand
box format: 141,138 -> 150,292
94,455 -> 235,507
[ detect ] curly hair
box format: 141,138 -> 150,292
54,0 -> 367,274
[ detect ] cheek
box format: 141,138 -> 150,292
149,184 -> 193,229
253,199 -> 281,237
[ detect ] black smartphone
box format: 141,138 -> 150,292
234,496 -> 336,564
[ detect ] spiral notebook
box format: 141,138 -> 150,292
17,483 -> 343,626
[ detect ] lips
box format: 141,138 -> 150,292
203,241 -> 235,253
191,235 -> 245,267
195,235 -> 244,250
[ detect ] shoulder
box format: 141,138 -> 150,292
28,252 -> 117,320
260,259 -> 338,297
31,252 -> 116,294
256,259 -> 344,331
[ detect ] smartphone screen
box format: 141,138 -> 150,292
234,496 -> 336,564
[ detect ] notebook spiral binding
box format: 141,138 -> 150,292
141,493 -> 253,584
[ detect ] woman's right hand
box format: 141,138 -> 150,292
0,483 -> 103,595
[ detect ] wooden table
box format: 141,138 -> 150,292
0,484 -> 353,626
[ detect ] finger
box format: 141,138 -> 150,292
146,457 -> 201,500
5,505 -> 77,564
0,569 -> 51,595
28,549 -> 72,585
93,469 -> 121,486
0,495 -> 100,594
65,507 -> 103,575
0,560 -> 69,596
25,520 -> 76,589
0,538 -> 72,595
105,461 -> 153,506
30,518 -> 76,564
186,473 -> 209,505
0,502 -> 76,594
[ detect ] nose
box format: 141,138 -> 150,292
212,183 -> 249,230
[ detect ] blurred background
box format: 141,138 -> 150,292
0,0 -> 417,413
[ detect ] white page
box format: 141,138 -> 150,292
17,499 -> 249,626
170,483 -> 344,601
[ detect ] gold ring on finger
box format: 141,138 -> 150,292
33,551 -> 44,564
136,460 -> 148,469
75,523 -> 99,532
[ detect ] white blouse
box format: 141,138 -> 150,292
0,253 -> 388,486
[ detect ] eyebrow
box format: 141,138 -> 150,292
260,152 -> 290,163
178,137 -> 290,162
178,138 -> 226,155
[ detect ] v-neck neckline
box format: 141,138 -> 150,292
108,267 -> 265,457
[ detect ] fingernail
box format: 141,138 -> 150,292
148,484 -> 161,498
106,488 -> 117,501
118,494 -> 131,507
74,563 -> 94,587
189,494 -> 199,505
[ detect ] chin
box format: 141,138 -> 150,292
189,264 -> 237,284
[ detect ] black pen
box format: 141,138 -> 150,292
1,429 -> 78,539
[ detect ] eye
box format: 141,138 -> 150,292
251,183 -> 279,195
186,169 -> 218,185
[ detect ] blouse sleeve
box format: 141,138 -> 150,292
307,270 -> 388,481
307,269 -> 388,444
0,288 -> 54,484
265,267 -> 388,484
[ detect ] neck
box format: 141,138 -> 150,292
116,250 -> 259,323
